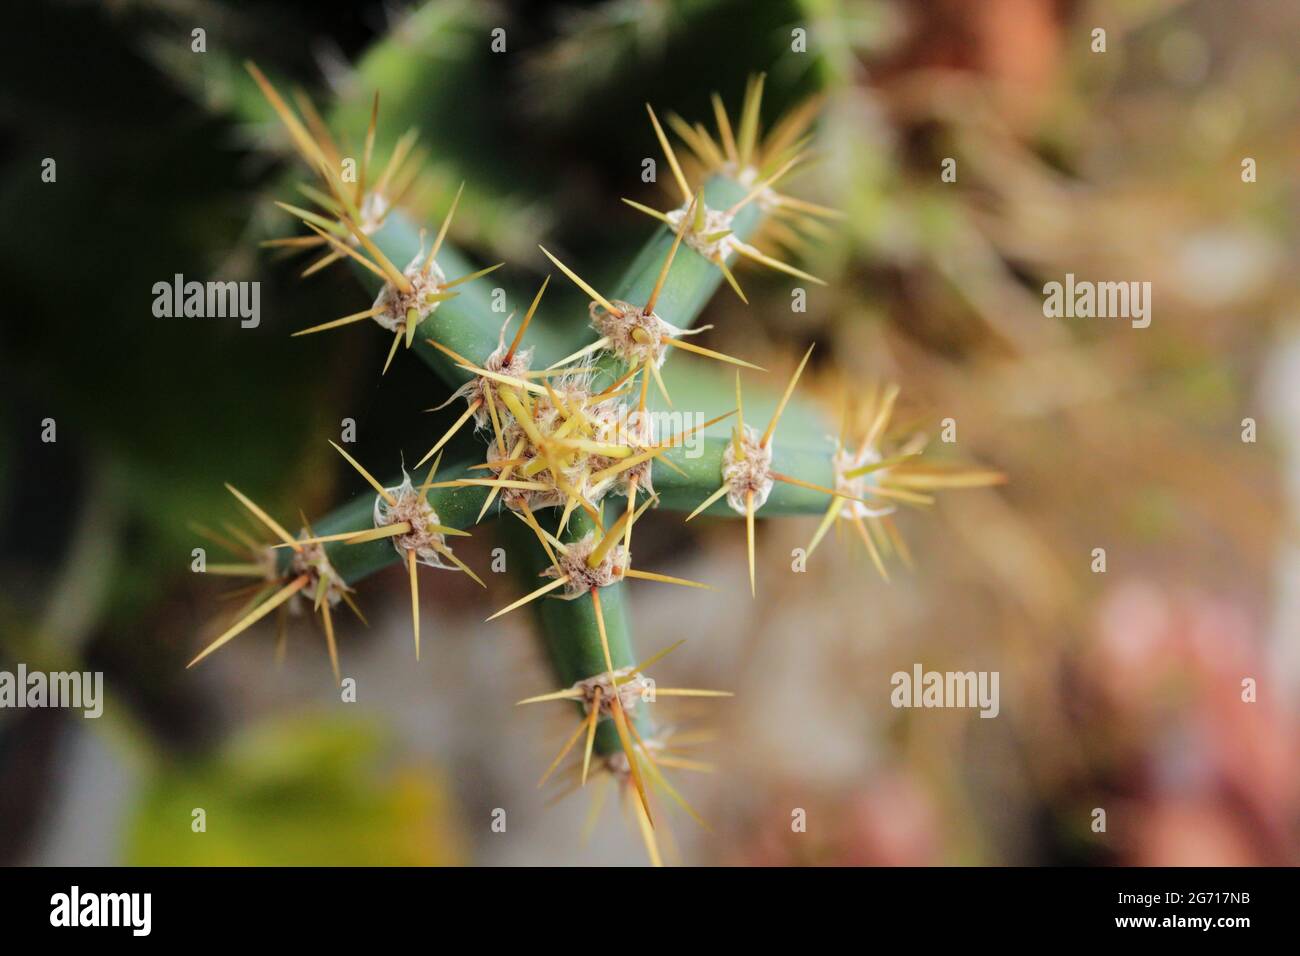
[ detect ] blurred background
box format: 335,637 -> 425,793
1,0 -> 1297,865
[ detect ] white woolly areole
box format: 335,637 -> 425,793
542,531 -> 628,599
572,666 -> 652,717
589,300 -> 683,369
832,442 -> 896,520
484,343 -> 532,385
289,538 -> 350,608
665,199 -> 738,261
725,162 -> 781,212
357,191 -> 390,237
441,340 -> 533,429
603,736 -> 665,776
373,475 -> 455,570
255,545 -> 279,582
722,424 -> 774,513
370,253 -> 447,334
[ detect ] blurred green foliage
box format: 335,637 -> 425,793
126,715 -> 465,865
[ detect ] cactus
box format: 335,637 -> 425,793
191,62 -> 1003,865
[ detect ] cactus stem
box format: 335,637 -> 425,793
221,60 -> 1011,862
